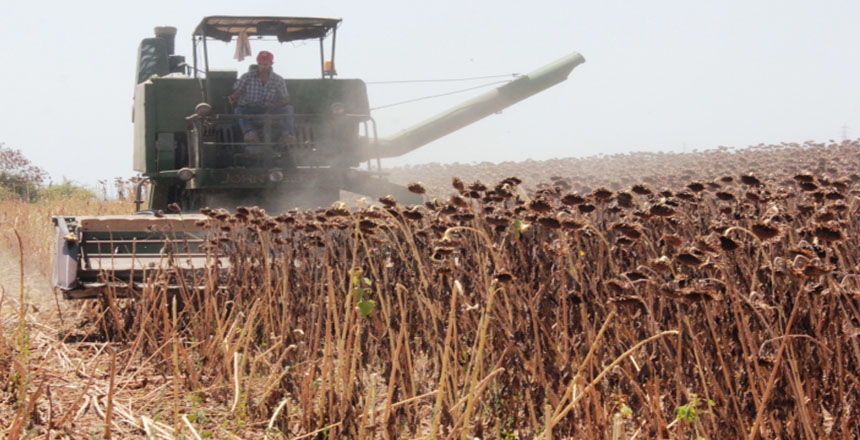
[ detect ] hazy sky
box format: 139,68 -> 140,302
2,1 -> 859,187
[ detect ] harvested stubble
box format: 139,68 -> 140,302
86,141 -> 860,439
0,193 -> 135,439
3,140 -> 860,439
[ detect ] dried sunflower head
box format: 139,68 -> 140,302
538,216 -> 562,229
612,222 -> 643,240
649,204 -> 675,217
592,187 -> 614,201
451,177 -> 465,192
528,199 -> 553,213
651,256 -> 673,272
740,174 -> 762,186
578,203 -> 596,214
407,182 -> 427,194
686,182 -> 705,192
793,172 -> 815,183
751,223 -> 780,241
631,184 -> 653,195
561,193 -> 586,206
718,235 -> 740,251
469,181 -> 488,192
378,195 -> 397,208
715,191 -> 736,201
676,251 -> 704,267
813,225 -> 843,242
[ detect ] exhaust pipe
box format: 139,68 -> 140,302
154,26 -> 177,55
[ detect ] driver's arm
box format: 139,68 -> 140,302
228,75 -> 247,104
227,91 -> 241,104
270,78 -> 290,107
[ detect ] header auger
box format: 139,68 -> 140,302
53,15 -> 585,298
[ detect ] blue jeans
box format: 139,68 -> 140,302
235,104 -> 295,137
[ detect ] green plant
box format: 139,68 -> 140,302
612,399 -> 633,440
676,394 -> 715,440
187,392 -> 210,426
349,268 -> 376,317
6,229 -> 37,439
39,179 -> 96,201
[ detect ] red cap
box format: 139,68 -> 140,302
257,51 -> 274,63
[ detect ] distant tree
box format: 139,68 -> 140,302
40,179 -> 96,201
0,142 -> 48,201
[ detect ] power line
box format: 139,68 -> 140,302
366,73 -> 520,85
370,79 -> 511,111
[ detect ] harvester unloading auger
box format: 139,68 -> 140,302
52,16 -> 585,299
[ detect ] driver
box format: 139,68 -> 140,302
228,51 -> 295,143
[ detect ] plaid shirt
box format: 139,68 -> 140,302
233,70 -> 289,106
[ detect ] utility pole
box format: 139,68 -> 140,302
841,123 -> 849,142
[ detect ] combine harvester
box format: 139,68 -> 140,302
53,16 -> 585,299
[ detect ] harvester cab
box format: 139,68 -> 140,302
135,16 -> 381,212
53,15 -> 585,298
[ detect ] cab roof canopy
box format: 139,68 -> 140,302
194,16 -> 342,43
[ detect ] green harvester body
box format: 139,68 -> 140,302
52,15 -> 585,298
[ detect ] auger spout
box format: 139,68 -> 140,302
359,52 -> 585,161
